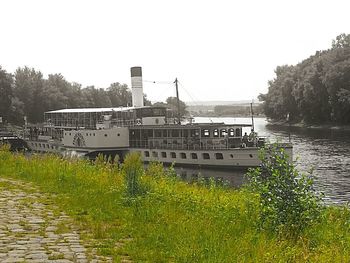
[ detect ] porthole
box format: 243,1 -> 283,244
230,154 -> 234,158
117,133 -> 120,136
104,134 -> 108,137
249,154 -> 253,158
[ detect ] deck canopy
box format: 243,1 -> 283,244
44,106 -> 166,129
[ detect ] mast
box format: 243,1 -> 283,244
250,102 -> 255,131
174,78 -> 181,124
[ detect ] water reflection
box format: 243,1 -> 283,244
173,166 -> 246,188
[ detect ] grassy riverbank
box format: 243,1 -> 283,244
1,149 -> 350,262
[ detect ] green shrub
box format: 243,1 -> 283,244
246,144 -> 323,237
122,152 -> 147,198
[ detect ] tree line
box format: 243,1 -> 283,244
259,33 -> 350,124
213,104 -> 264,117
0,66 -> 187,125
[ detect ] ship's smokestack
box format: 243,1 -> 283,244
130,66 -> 144,107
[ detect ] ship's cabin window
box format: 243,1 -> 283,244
170,152 -> 176,158
180,152 -> 186,159
183,129 -> 189,137
93,133 -> 95,136
236,128 -> 241,137
191,153 -> 198,159
191,129 -> 199,137
86,133 -> 89,136
202,129 -> 210,137
155,130 -> 162,137
228,128 -> 235,137
152,151 -> 158,158
202,153 -> 210,159
220,129 -> 227,137
144,151 -> 150,157
172,129 -> 179,137
161,152 -> 167,158
213,129 -> 219,137
215,153 -> 224,160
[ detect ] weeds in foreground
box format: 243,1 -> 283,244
246,144 -> 323,238
0,146 -> 350,262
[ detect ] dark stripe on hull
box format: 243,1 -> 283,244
143,160 -> 254,171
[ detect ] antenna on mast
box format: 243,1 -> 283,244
174,78 -> 181,124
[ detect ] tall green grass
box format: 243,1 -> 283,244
0,146 -> 350,262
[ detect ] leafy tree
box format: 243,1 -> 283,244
165,96 -> 188,118
107,82 -> 132,107
82,86 -> 112,108
0,66 -> 13,122
14,67 -> 45,123
260,33 -> 350,124
44,74 -> 70,110
332,33 -> 350,49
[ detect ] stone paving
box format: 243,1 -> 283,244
0,177 -> 114,262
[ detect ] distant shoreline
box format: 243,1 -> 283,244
266,120 -> 350,132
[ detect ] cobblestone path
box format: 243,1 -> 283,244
0,177 -> 113,262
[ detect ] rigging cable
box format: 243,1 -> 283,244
177,80 -> 214,123
143,80 -> 174,102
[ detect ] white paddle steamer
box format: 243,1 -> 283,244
24,67 -> 292,169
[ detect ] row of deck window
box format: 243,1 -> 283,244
144,151 -> 226,160
131,128 -> 241,139
31,142 -> 57,150
144,151 -> 254,160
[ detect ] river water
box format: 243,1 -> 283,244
177,117 -> 350,204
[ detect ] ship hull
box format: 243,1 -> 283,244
129,145 -> 293,170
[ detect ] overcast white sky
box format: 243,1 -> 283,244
1,0 -> 349,103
